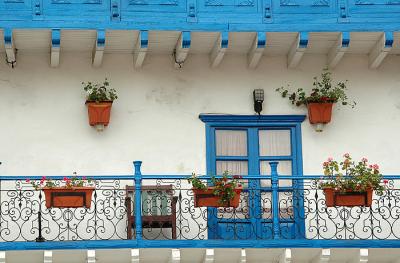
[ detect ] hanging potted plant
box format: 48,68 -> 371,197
83,78 -> 118,131
27,173 -> 95,209
188,172 -> 243,208
318,154 -> 386,207
276,68 -> 355,132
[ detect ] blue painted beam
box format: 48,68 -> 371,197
342,32 -> 350,48
51,29 -> 60,48
97,29 -> 106,48
3,28 -> 12,46
3,239 -> 400,251
133,30 -> 148,68
256,32 -> 266,49
384,31 -> 394,48
93,29 -> 106,67
1,23 -> 400,33
139,30 -> 148,49
3,28 -> 16,67
51,29 -> 61,67
181,31 -> 191,49
210,32 -> 229,68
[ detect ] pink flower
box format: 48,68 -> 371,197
25,179 -> 30,183
343,153 -> 350,158
362,158 -> 368,163
383,179 -> 388,184
327,157 -> 333,162
82,176 -> 87,180
323,162 -> 329,167
41,176 -> 46,180
373,164 -> 379,170
63,177 -> 68,181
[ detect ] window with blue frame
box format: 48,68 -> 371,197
199,114 -> 306,240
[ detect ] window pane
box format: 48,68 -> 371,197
216,130 -> 247,156
279,192 -> 293,219
216,161 -> 248,176
259,130 -> 291,156
216,161 -> 249,219
260,161 -> 292,187
217,192 -> 249,219
261,192 -> 293,219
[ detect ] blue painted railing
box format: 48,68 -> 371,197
1,160 -> 400,250
1,1 -> 400,32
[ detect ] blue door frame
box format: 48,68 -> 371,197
199,114 -> 306,240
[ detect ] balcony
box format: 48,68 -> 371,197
1,160 -> 400,254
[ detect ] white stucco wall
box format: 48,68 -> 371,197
0,52 -> 399,176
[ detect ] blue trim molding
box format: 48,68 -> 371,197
199,114 -> 306,124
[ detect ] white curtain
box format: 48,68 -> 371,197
216,161 -> 248,176
215,130 -> 249,218
259,130 -> 291,156
216,130 -> 247,156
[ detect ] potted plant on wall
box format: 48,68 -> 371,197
83,78 -> 118,132
188,172 -> 243,208
318,154 -> 385,207
276,68 -> 355,132
27,173 -> 95,209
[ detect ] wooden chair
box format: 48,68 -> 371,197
125,185 -> 178,239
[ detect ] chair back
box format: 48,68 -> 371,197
126,185 -> 174,216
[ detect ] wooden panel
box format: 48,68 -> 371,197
272,0 -> 336,14
0,0 -> 32,19
349,0 -> 400,14
122,0 -> 186,13
42,0 -> 109,20
198,0 -> 258,13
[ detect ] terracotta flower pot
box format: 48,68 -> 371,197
85,101 -> 113,126
307,103 -> 334,124
323,188 -> 373,207
42,187 -> 95,209
192,187 -> 242,208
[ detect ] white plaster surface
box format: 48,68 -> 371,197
0,52 -> 399,176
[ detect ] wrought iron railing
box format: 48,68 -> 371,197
0,161 -> 400,249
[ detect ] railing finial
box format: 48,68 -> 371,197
269,161 -> 279,175
133,161 -> 142,176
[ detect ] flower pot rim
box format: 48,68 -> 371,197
322,187 -> 373,193
306,102 -> 335,106
42,186 -> 95,190
85,100 -> 114,104
192,185 -> 243,191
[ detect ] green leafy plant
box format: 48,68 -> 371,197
83,78 -> 118,102
276,68 -> 355,108
318,154 -> 386,195
188,172 -> 242,205
27,172 -> 94,190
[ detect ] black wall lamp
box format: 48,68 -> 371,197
253,89 -> 264,115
